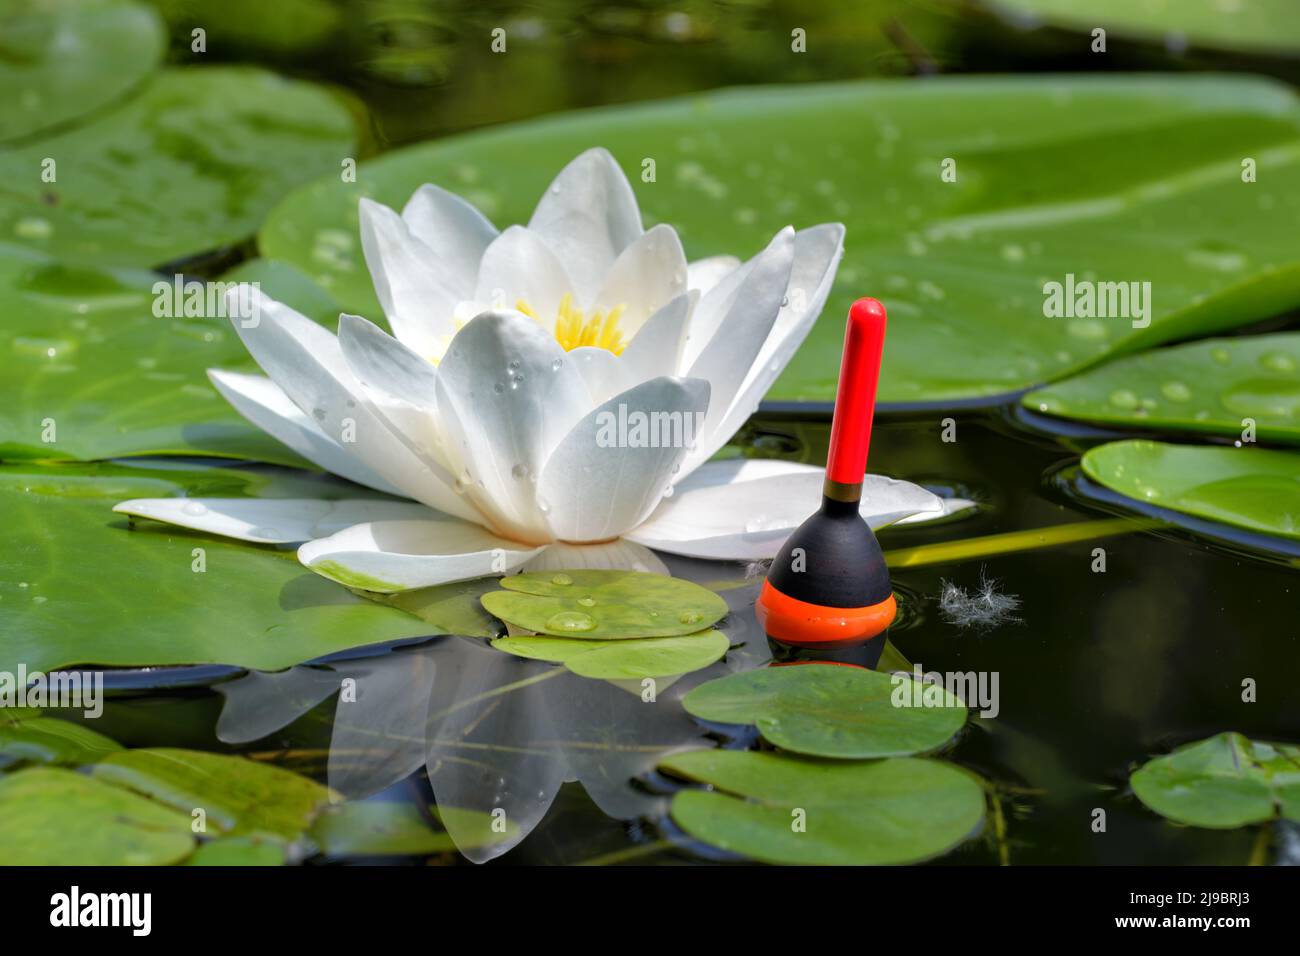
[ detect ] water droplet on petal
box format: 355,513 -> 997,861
511,463 -> 530,481
181,501 -> 208,517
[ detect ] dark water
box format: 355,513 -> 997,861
67,407 -> 1300,865
63,1 -> 1300,865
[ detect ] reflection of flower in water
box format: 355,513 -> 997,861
217,563 -> 771,862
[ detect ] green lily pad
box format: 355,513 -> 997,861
260,76 -> 1300,404
0,460 -> 436,674
661,749 -> 985,865
144,0 -> 342,57
492,630 -> 729,680
366,577 -> 504,639
990,0 -> 1300,56
0,712 -> 122,768
682,664 -> 966,759
0,0 -> 165,143
0,766 -> 195,864
1130,732 -> 1300,828
1081,440 -> 1300,541
0,66 -> 355,267
0,249 -> 323,464
308,801 -> 512,857
186,836 -> 287,866
1025,333 -> 1300,445
481,570 -> 728,639
92,748 -> 334,842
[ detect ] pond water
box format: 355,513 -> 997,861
56,407 -> 1300,865
14,0 -> 1300,866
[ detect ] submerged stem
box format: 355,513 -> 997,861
884,517 -> 1160,569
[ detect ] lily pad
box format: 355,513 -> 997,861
682,664 -> 967,759
144,0 -> 342,57
0,712 -> 123,768
92,748 -> 335,842
661,749 -> 985,865
990,0 -> 1300,56
308,801 -> 511,857
1081,440 -> 1300,541
0,0 -> 165,143
0,66 -> 355,267
0,250 -> 320,464
259,75 -> 1300,404
0,460 -> 436,674
481,570 -> 729,639
0,766 -> 195,865
1130,732 -> 1300,828
491,630 -> 729,680
366,577 -> 504,639
186,836 -> 287,866
1025,333 -> 1300,445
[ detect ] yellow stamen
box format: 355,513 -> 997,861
518,293 -> 627,355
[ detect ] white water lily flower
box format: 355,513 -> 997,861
116,149 -> 961,591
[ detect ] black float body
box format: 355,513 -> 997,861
766,496 -> 892,608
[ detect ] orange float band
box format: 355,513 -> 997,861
755,579 -> 896,647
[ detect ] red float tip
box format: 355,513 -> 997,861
825,297 -> 887,487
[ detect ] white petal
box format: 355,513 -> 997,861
336,313 -> 445,464
687,255 -> 740,296
299,518 -> 544,592
114,498 -> 436,544
590,224 -> 686,331
565,346 -> 635,407
434,311 -> 589,543
473,225 -> 574,323
896,497 -> 977,525
683,227 -> 795,443
207,369 -> 400,495
674,457 -> 818,493
401,183 -> 498,296
358,198 -> 459,356
537,376 -> 710,543
627,470 -> 943,560
522,539 -> 668,575
620,291 -> 695,381
680,224 -> 844,476
527,148 -> 643,303
225,285 -> 472,520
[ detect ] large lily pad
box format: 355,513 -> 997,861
309,802 -> 511,857
0,66 -> 355,267
661,749 -> 985,865
0,0 -> 165,144
1130,732 -> 1300,828
259,76 -> 1300,404
1081,440 -> 1300,541
491,630 -> 729,680
990,0 -> 1300,56
0,460 -> 436,674
0,249 -> 321,464
1025,333 -> 1300,445
0,766 -> 195,864
0,712 -> 122,768
682,664 -> 967,759
92,748 -> 334,842
481,570 -> 729,639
